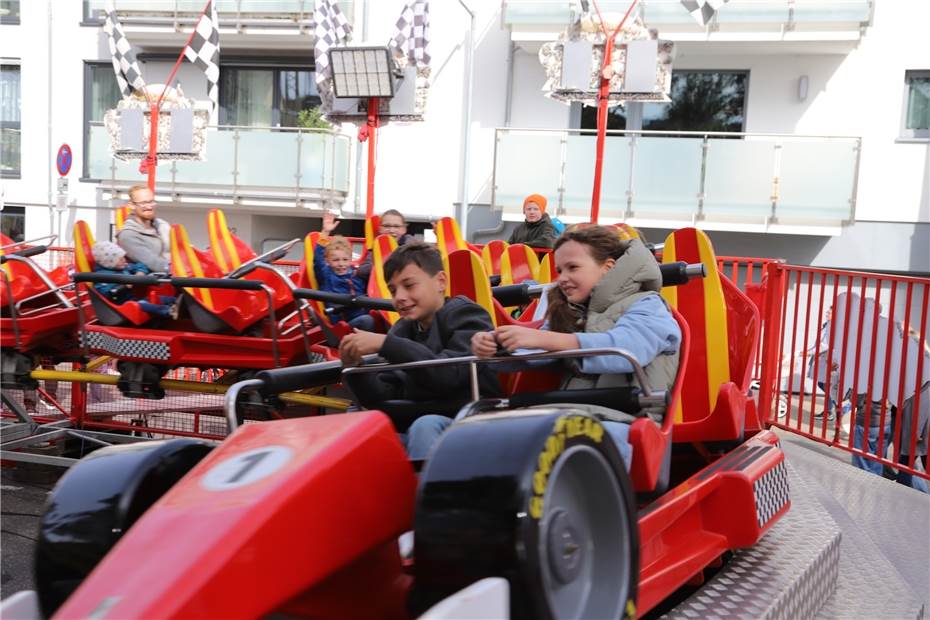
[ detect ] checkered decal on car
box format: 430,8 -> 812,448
83,331 -> 171,361
754,459 -> 790,528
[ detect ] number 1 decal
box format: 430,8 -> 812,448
201,446 -> 293,491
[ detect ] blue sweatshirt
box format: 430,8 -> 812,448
313,244 -> 369,322
574,295 -> 681,374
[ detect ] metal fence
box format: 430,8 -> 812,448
757,264 -> 930,481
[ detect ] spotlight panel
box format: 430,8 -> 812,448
330,46 -> 395,99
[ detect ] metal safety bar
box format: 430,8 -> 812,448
0,234 -> 57,251
343,347 -> 663,404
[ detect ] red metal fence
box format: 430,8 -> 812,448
757,263 -> 930,481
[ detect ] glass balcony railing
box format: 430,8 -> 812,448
83,0 -> 353,28
492,127 -> 860,228
502,0 -> 872,29
0,127 -> 20,178
86,123 -> 352,201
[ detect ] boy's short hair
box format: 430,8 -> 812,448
127,184 -> 149,201
381,209 -> 406,223
384,242 -> 443,281
324,235 -> 351,259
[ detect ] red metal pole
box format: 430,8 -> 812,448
588,0 -> 638,224
366,97 -> 379,219
146,103 -> 159,190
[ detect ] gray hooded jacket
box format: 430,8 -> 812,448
116,216 -> 171,273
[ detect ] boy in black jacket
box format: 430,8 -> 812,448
340,243 -> 500,455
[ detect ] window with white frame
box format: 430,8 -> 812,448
1,61 -> 20,178
901,70 -> 930,140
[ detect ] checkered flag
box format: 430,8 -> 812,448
183,0 -> 221,113
389,0 -> 430,68
681,0 -> 730,26
103,0 -> 147,97
311,0 -> 353,97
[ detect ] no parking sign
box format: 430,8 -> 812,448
56,143 -> 72,177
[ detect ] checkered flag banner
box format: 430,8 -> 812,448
389,0 -> 431,68
312,0 -> 353,95
183,0 -> 221,112
681,0 -> 730,26
103,0 -> 147,97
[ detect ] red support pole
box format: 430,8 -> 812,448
365,97 -> 379,219
146,103 -> 159,190
588,0 -> 639,224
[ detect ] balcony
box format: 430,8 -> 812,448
503,0 -> 873,43
86,123 -> 352,207
492,128 -> 860,234
82,0 -> 354,33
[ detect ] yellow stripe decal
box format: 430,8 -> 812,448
696,230 -> 729,415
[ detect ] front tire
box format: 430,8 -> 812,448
412,410 -> 638,620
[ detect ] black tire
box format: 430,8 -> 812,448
412,410 -> 639,620
35,439 -> 212,617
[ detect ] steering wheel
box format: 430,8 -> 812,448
226,238 -> 300,279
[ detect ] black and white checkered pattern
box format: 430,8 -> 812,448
103,0 -> 147,97
183,0 -> 220,112
83,331 -> 171,362
311,0 -> 353,97
753,459 -> 790,528
680,0 -> 730,26
390,0 -> 430,68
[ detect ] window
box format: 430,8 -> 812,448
0,205 -> 24,242
901,70 -> 930,140
1,62 -> 20,178
0,1 -> 20,25
83,62 -> 122,177
579,70 -> 748,135
220,66 -> 321,128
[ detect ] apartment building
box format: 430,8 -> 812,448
1,0 -> 927,273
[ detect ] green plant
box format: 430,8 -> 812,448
297,106 -> 333,130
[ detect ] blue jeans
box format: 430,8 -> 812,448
348,313 -> 376,332
852,422 -> 891,476
896,452 -> 929,494
404,414 -> 633,471
137,295 -> 176,319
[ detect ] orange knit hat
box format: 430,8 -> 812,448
523,194 -> 548,213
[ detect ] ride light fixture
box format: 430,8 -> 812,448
330,46 -> 395,99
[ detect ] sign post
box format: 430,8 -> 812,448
55,143 -> 73,241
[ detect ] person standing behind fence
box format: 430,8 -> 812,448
116,184 -> 171,273
892,327 -> 930,494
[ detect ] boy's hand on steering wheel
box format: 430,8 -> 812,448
471,331 -> 498,358
339,329 -> 386,366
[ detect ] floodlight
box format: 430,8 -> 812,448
330,46 -> 395,99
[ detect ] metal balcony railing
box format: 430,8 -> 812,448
83,0 -> 354,30
86,123 -> 352,205
491,127 -> 861,228
502,0 -> 872,30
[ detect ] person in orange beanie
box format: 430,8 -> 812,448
507,193 -> 558,248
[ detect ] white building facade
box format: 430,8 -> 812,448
1,0 -> 927,273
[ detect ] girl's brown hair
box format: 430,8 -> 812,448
546,226 -> 630,333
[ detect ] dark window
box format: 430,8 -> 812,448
580,105 -> 626,131
643,71 -> 748,133
579,70 -> 748,135
0,205 -> 24,242
1,62 -> 20,178
83,62 -> 122,178
220,66 -> 320,128
0,1 -> 20,25
901,70 -> 930,140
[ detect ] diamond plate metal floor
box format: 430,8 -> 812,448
666,432 -> 929,619
778,432 -> 929,619
663,460 -> 841,620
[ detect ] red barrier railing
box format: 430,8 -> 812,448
757,263 -> 930,481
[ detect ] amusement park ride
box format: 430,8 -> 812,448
1,1 -> 927,619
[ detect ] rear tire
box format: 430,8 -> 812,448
35,439 -> 212,617
412,410 -> 638,620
